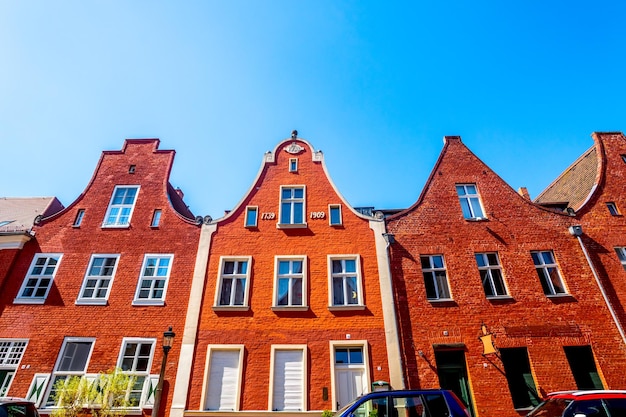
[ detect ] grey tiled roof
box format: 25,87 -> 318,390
0,197 -> 64,234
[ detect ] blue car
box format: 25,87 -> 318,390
335,389 -> 470,417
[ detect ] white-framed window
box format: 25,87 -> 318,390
202,345 -> 244,411
607,202 -> 620,216
330,341 -> 370,411
77,254 -> 120,304
420,255 -> 452,301
289,158 -> 298,173
73,209 -> 85,227
269,345 -> 307,412
273,256 -> 307,309
329,204 -> 342,226
278,186 -> 306,228
214,257 -> 251,309
531,250 -> 567,296
117,338 -> 155,407
133,255 -> 173,305
0,340 -> 28,396
151,210 -> 162,227
45,338 -> 95,407
475,253 -> 508,297
245,206 -> 258,228
615,247 -> 626,271
456,184 -> 486,219
328,256 -> 363,308
15,254 -> 62,304
103,185 -> 139,227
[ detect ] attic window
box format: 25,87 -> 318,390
73,209 -> 85,227
129,165 -> 136,174
607,202 -> 620,216
151,210 -> 162,227
289,158 -> 298,172
621,155 -> 626,164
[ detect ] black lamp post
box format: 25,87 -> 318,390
152,327 -> 175,417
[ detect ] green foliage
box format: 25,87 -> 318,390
51,368 -> 138,417
321,410 -> 334,417
369,409 -> 378,417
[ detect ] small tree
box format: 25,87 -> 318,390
52,368 -> 137,417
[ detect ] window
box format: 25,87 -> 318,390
420,255 -> 451,300
615,247 -> 626,271
274,257 -> 306,308
0,340 -> 28,396
204,346 -> 244,411
77,255 -> 119,304
45,339 -> 94,407
531,250 -> 567,296
73,209 -> 85,227
475,253 -> 507,297
564,346 -> 603,390
270,346 -> 306,411
456,184 -> 485,219
151,210 -> 162,227
245,206 -> 258,228
133,255 -> 173,305
329,256 -> 363,307
329,205 -> 342,226
289,158 -> 298,172
118,339 -> 155,406
607,202 -> 619,216
500,348 -> 540,409
330,342 -> 369,410
103,186 -> 139,227
215,257 -> 251,308
279,186 -> 305,227
16,254 -> 62,304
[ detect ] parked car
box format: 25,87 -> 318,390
335,389 -> 470,417
0,398 -> 40,417
526,390 -> 626,417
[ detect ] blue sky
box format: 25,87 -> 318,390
1,1 -> 625,218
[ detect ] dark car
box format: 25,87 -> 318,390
526,390 -> 626,417
0,398 -> 40,417
335,389 -> 470,417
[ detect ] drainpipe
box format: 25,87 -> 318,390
569,225 -> 626,346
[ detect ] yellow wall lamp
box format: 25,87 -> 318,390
479,322 -> 498,356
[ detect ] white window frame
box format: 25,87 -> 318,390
456,183 -> 486,220
268,345 -> 307,412
15,254 -> 63,304
277,185 -> 306,228
102,185 -> 140,228
0,339 -> 28,396
329,204 -> 342,226
289,158 -> 298,173
615,247 -> 626,271
133,254 -> 173,306
328,255 -> 364,310
73,209 -> 85,227
244,206 -> 258,228
531,250 -> 568,296
201,345 -> 244,412
43,338 -> 95,409
214,256 -> 252,310
420,254 -> 452,301
329,340 -> 370,412
475,252 -> 508,298
76,254 -> 120,305
273,256 -> 307,310
117,338 -> 156,408
151,210 -> 162,227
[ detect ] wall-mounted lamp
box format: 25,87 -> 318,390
382,233 -> 395,245
479,323 -> 497,356
569,225 -> 583,236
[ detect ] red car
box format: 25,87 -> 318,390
526,390 -> 626,417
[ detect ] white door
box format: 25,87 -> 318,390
272,350 -> 304,411
206,350 -> 240,411
336,368 -> 365,410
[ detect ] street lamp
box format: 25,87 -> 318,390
152,327 -> 175,417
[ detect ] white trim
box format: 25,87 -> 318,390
0,339 -> 29,396
289,158 -> 298,173
327,255 -> 364,308
76,254 -> 120,305
201,345 -> 244,412
268,345 -> 307,412
15,253 -> 63,304
244,206 -> 258,228
0,234 -> 32,250
102,185 -> 140,228
329,204 -> 342,226
132,254 -> 174,305
26,373 -> 50,407
329,340 -> 370,411
214,256 -> 252,308
273,255 -> 307,309
277,185 -> 307,228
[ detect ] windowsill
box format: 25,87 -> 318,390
13,297 -> 46,305
328,305 -> 366,311
276,223 -> 308,229
75,299 -> 108,306
427,298 -> 455,304
486,295 -> 513,300
330,223 -> 343,227
101,223 -> 131,229
272,306 -> 309,312
212,305 -> 250,312
132,299 -> 165,306
547,293 -> 574,299
464,217 -> 488,222
244,225 -> 258,229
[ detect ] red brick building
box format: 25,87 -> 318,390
385,136 -> 626,417
0,139 -> 200,417
170,134 -> 402,417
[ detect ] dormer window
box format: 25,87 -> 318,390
103,186 -> 139,228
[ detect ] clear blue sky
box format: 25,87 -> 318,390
2,1 -> 625,218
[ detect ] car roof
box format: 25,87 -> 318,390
0,397 -> 34,405
547,390 -> 626,400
